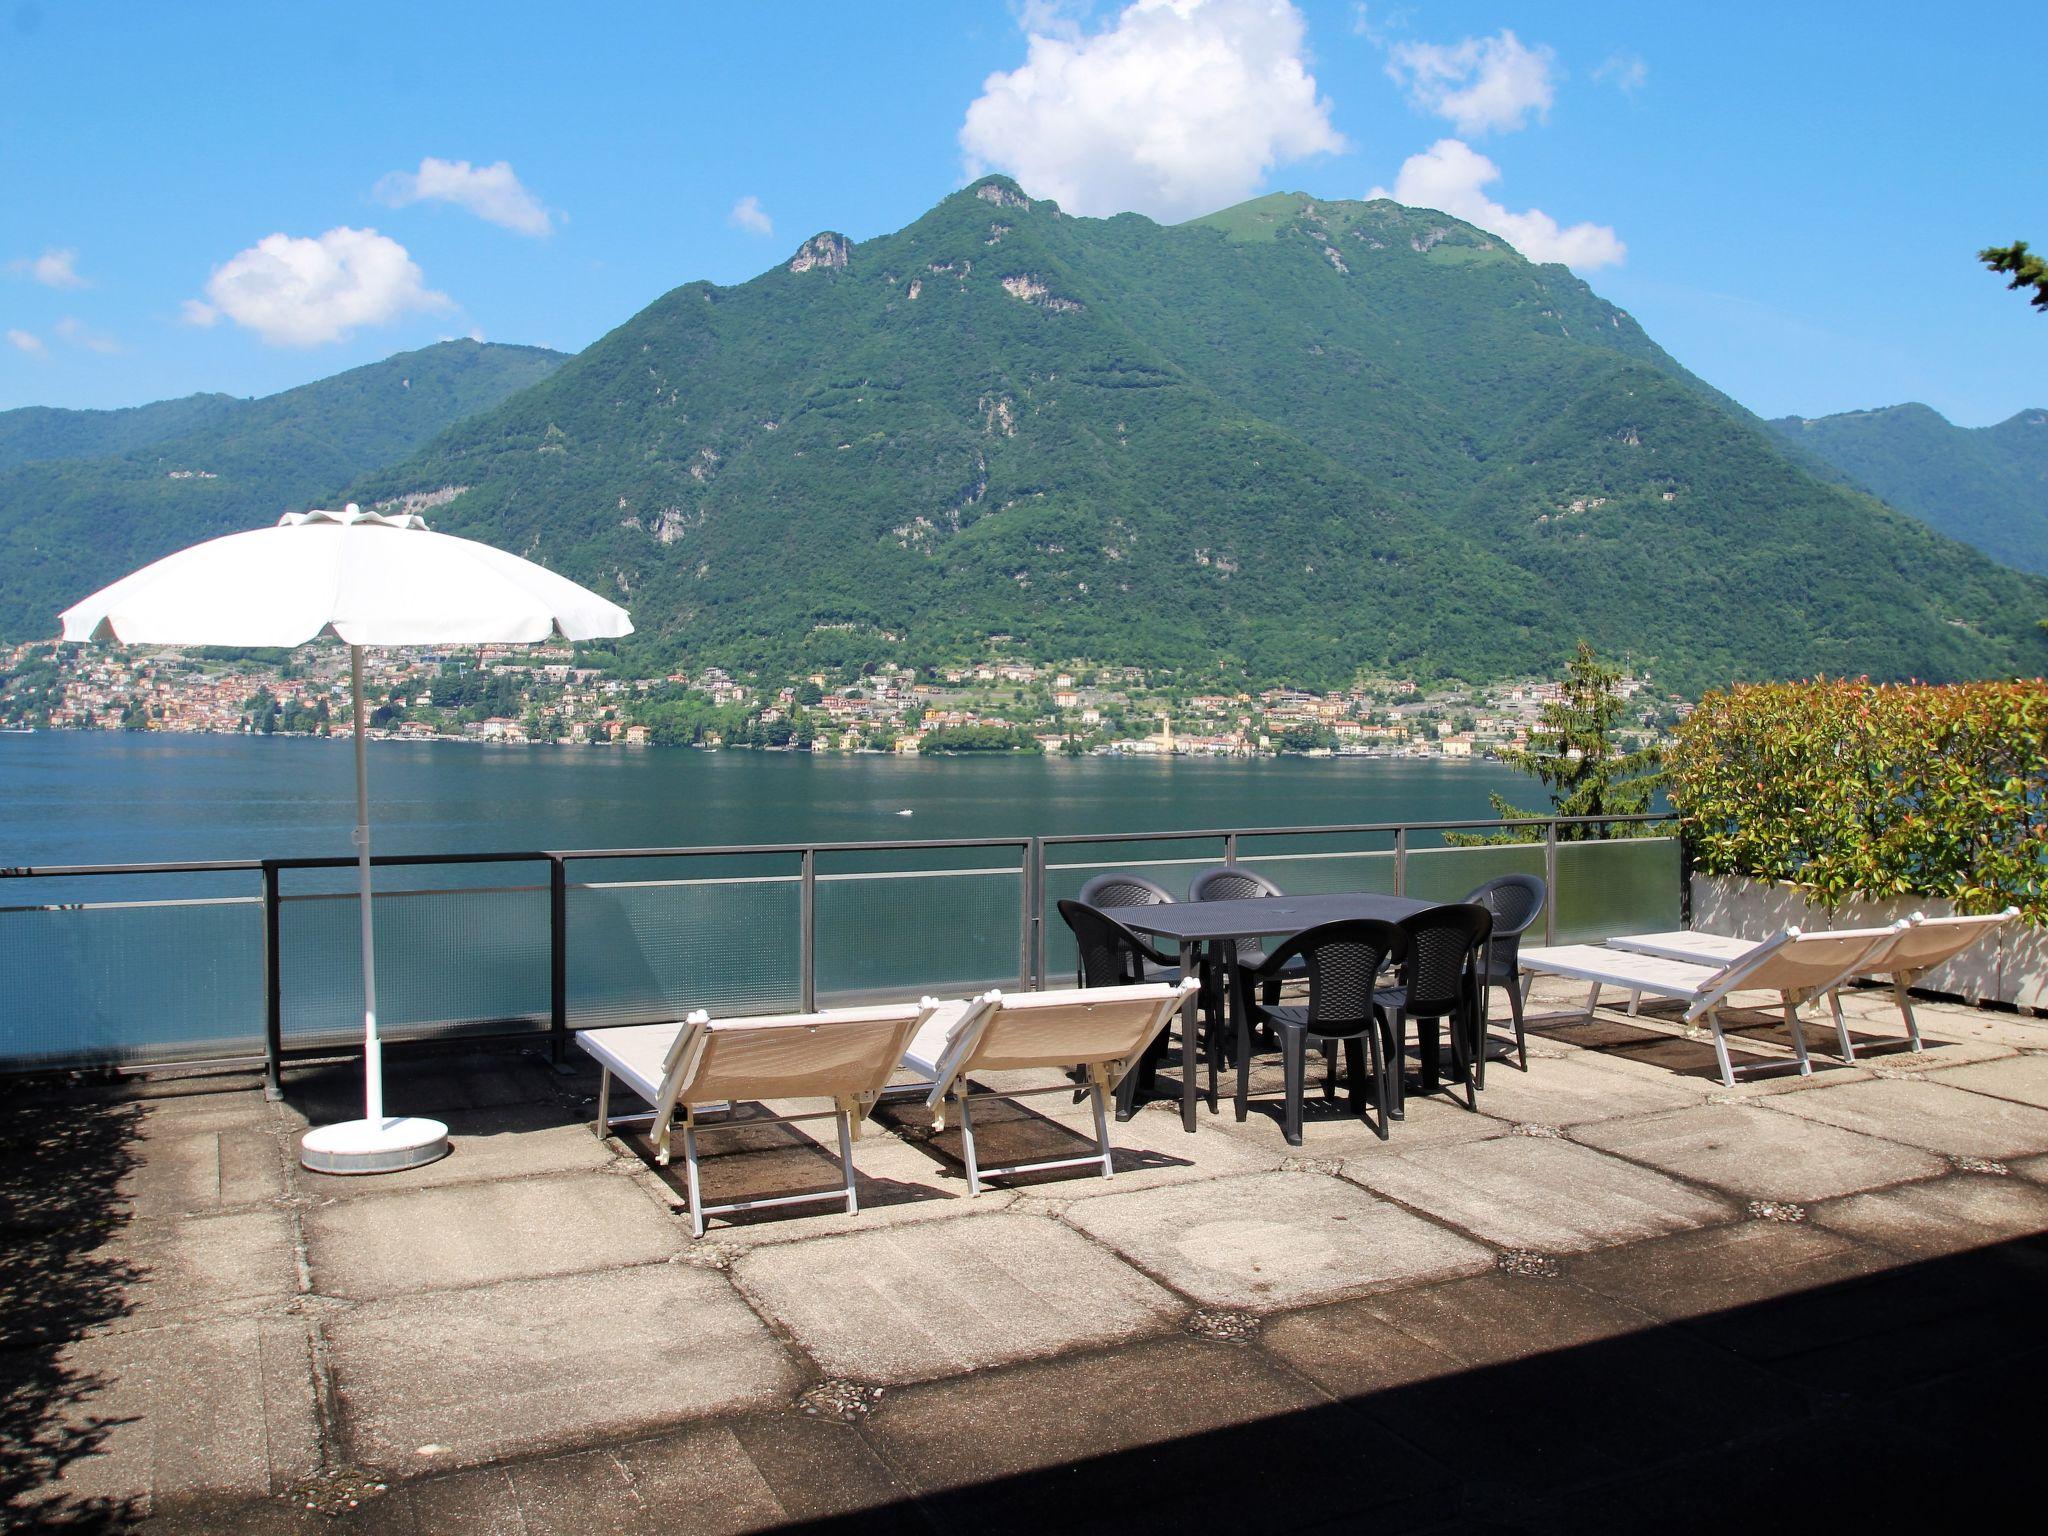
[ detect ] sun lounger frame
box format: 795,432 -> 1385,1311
905,981 -> 1195,1195
1518,926 -> 1907,1086
1608,908 -> 2019,1059
578,999 -> 936,1236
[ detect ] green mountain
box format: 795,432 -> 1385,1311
0,340 -> 565,637
1766,403 -> 2048,575
0,392 -> 242,471
346,180 -> 2045,692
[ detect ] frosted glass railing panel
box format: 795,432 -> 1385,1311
1230,851 -> 1398,897
0,898 -> 263,1068
566,877 -> 800,1026
816,870 -> 1023,1006
1554,837 -> 1683,943
279,887 -> 550,1044
1402,844 -> 1545,906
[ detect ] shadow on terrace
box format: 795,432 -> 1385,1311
0,1075 -> 144,1531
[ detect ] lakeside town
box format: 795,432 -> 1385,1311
0,636 -> 1680,760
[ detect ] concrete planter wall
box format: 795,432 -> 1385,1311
1689,873 -> 2045,1010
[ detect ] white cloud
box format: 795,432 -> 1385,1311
374,157 -> 555,236
187,227 -> 452,346
9,246 -> 90,289
959,0 -> 1346,222
6,328 -> 46,357
1371,139 -> 1625,270
1386,29 -> 1554,136
727,195 -> 774,236
1595,51 -> 1648,95
1348,3 -> 1409,45
54,315 -> 121,354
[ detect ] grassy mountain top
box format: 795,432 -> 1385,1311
1767,403 -> 2048,574
0,340 -> 566,636
345,178 -> 2045,693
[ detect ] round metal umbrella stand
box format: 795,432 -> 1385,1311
60,504 -> 634,1175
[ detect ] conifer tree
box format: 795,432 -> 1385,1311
1980,240 -> 2048,311
1456,643 -> 1663,844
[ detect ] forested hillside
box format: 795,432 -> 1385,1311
346,180 -> 2045,692
0,340 -> 564,636
1768,403 -> 2048,575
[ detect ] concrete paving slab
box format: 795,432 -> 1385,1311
1765,1076 -> 2048,1160
622,1416 -> 908,1533
92,1207 -> 300,1335
326,1264 -> 797,1469
1340,1136 -> 1732,1254
1357,1269 -> 1660,1368
1209,1080 -> 1507,1152
297,1103 -> 618,1200
1462,1052 -> 1706,1125
500,1448 -> 652,1536
123,1119 -> 287,1216
1573,1103 -> 1945,1203
867,1335 -> 1443,1533
651,1127 -> 1003,1246
1064,1169 -> 1492,1311
403,1463 -> 528,1536
1811,1174 -> 2048,1260
1924,1053 -> 2048,1109
305,1171 -> 681,1298
731,1212 -> 1180,1383
1569,1220 -> 1891,1335
40,1317 -> 320,1513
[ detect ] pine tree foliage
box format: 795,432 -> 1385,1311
1981,240 -> 2048,311
1456,643 -> 1664,843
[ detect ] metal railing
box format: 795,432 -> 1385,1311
0,812 -> 1680,1086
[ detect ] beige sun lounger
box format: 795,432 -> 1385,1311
1609,908 -> 2018,1055
578,999 -> 938,1235
899,980 -> 1195,1195
1518,926 -> 1908,1085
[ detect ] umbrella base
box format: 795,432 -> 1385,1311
300,1116 -> 450,1176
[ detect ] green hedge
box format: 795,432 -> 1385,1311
1668,678 -> 2047,922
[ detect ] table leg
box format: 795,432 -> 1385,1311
1179,939 -> 1199,1132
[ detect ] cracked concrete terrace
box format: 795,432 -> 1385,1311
5,975 -> 2048,1533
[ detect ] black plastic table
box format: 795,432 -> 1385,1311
1117,892 -> 1431,1130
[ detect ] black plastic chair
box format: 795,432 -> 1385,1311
1076,873 -> 1179,983
1077,871 -> 1177,910
1057,899 -> 1186,1117
1460,874 -> 1547,1081
1376,904 -> 1493,1114
1230,919 -> 1407,1145
1186,865 -> 1304,1057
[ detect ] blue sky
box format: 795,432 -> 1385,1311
2,1 -> 2040,425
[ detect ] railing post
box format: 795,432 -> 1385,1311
1018,839 -> 1036,991
1393,827 -> 1407,897
1678,826 -> 1694,928
1032,839 -> 1049,990
1224,831 -> 1238,866
548,856 -> 569,1069
261,861 -> 282,1101
799,848 -> 817,1012
1543,821 -> 1560,945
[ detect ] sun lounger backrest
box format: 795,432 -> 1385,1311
664,1001 -> 935,1113
1875,909 -> 2018,976
962,984 -> 1188,1072
1702,925 -> 1903,1009
920,981 -> 1192,1102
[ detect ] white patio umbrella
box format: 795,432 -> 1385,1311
60,504 -> 633,1174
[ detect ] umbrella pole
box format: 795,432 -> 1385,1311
296,647 -> 445,1174
351,644 -> 383,1126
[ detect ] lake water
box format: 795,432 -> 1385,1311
0,731 -> 1541,868
0,734 -> 1680,1069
